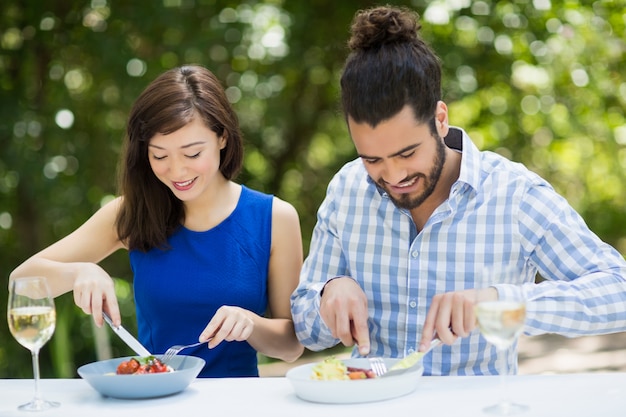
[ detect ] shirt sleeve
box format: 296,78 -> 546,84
497,181 -> 626,336
290,174 -> 349,351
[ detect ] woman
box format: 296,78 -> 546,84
10,65 -> 304,377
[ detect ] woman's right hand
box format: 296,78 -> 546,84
72,262 -> 120,327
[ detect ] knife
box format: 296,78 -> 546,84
102,312 -> 152,357
382,338 -> 442,377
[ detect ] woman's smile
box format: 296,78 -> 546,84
173,177 -> 197,191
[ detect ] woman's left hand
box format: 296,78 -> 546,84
199,305 -> 255,348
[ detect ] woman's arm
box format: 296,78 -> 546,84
9,197 -> 127,326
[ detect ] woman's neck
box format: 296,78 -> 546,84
182,178 -> 242,232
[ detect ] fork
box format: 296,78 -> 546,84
368,357 -> 388,377
161,341 -> 205,364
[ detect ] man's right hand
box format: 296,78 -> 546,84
319,277 -> 370,356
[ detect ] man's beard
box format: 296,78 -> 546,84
380,135 -> 447,211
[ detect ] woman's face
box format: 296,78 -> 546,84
148,116 -> 226,202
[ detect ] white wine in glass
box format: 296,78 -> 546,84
8,276 -> 60,411
475,301 -> 526,350
475,289 -> 528,415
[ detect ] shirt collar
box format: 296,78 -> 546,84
447,126 -> 481,194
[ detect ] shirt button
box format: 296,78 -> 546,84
409,300 -> 417,308
411,250 -> 419,258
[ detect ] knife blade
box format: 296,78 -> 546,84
382,337 -> 442,377
102,312 -> 152,357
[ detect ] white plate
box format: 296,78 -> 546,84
286,357 -> 423,404
77,355 -> 205,399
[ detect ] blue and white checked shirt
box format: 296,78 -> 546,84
291,127 -> 626,376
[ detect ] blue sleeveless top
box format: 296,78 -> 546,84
129,185 -> 273,377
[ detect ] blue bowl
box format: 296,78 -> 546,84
78,355 -> 205,399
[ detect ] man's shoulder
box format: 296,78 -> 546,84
324,159 -> 381,204
330,158 -> 368,185
478,150 -> 551,192
338,157 -> 366,173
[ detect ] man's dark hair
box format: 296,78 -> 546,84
341,6 -> 442,129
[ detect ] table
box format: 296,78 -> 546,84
0,373 -> 624,417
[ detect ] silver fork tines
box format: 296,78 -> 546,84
161,341 -> 204,364
368,357 -> 387,377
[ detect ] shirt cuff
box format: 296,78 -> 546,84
492,283 -> 525,301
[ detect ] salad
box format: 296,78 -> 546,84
116,356 -> 173,375
310,357 -> 376,380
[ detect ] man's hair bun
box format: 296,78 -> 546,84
348,6 -> 421,51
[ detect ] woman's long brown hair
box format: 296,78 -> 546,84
115,65 -> 243,252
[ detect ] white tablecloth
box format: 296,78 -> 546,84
0,373 -> 624,417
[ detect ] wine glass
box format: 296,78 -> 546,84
474,266 -> 528,416
7,276 -> 60,411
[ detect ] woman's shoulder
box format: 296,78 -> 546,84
271,195 -> 299,222
239,185 -> 298,221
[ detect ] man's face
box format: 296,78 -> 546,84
349,105 -> 446,211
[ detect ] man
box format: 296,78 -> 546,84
290,5 -> 626,376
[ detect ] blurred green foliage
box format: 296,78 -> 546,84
1,0 -> 625,377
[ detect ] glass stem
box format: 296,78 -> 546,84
31,349 -> 43,403
498,347 -> 510,408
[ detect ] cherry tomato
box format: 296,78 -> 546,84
116,358 -> 140,375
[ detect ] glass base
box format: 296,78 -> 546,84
483,401 -> 529,416
18,398 -> 60,412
